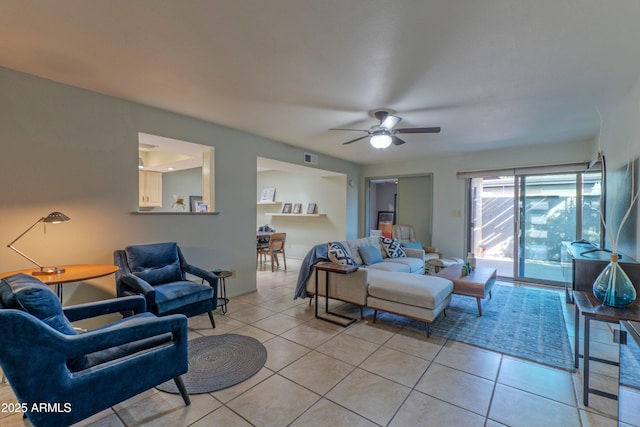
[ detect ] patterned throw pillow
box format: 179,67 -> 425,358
327,242 -> 357,266
381,237 -> 407,258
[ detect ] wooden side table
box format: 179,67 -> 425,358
313,262 -> 359,327
0,264 -> 119,303
573,291 -> 640,406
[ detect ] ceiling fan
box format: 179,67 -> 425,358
331,109 -> 441,149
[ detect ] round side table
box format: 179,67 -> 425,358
212,270 -> 232,314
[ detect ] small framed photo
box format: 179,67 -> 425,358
293,203 -> 302,214
306,203 -> 317,214
189,196 -> 203,212
260,187 -> 276,202
282,203 -> 292,214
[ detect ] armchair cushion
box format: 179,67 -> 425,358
125,242 -> 183,285
0,273 -> 76,336
155,281 -> 214,314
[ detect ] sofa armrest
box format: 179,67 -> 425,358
306,267 -> 369,306
424,245 -> 439,254
403,247 -> 425,262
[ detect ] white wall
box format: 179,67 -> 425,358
599,75 -> 640,259
257,171 -> 347,258
0,68 -> 361,304
362,140 -> 596,259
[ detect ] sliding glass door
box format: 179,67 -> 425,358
469,169 -> 602,284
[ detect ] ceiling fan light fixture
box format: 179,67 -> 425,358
370,134 -> 392,149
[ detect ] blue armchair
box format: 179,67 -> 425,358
0,273 -> 190,427
114,242 -> 218,328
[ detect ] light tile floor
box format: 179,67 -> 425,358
0,259 -> 629,426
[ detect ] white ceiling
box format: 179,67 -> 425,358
2,1 -> 640,165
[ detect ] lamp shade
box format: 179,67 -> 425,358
370,134 -> 392,149
43,212 -> 70,224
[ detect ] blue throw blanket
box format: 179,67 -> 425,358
294,243 -> 329,299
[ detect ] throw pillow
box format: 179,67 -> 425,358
401,241 -> 423,250
358,245 -> 384,266
327,242 -> 357,266
0,273 -> 77,335
381,237 -> 407,258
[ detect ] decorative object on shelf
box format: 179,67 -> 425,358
282,203 -> 292,214
593,254 -> 636,308
7,211 -> 70,275
189,195 -> 202,212
260,187 -> 276,202
307,202 -> 317,214
591,124 -> 639,306
293,203 -> 302,214
172,194 -> 186,211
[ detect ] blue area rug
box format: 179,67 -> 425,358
428,284 -> 575,371
372,285 -> 575,372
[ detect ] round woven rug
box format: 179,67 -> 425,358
157,334 -> 267,394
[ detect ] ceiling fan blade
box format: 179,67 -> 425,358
396,127 -> 441,134
381,115 -> 401,130
342,135 -> 369,145
330,128 -> 368,132
391,136 -> 406,145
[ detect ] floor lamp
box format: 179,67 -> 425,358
7,211 -> 70,275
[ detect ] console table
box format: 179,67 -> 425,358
313,262 -> 358,327
573,291 -> 640,406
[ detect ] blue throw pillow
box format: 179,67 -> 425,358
358,245 -> 383,265
125,242 -> 184,285
327,242 -> 357,266
0,273 -> 77,336
401,241 -> 423,249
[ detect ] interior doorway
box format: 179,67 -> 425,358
367,174 -> 433,245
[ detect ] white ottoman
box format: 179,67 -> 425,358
366,270 -> 453,336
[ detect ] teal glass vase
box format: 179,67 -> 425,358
592,254 -> 637,308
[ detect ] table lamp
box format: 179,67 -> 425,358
7,211 -> 70,275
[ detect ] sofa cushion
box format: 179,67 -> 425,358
0,273 -> 77,336
327,242 -> 357,266
367,270 -> 453,310
358,245 -> 384,266
384,256 -> 425,273
367,261 -> 411,273
381,237 -> 407,258
125,242 -> 183,286
346,237 -> 386,265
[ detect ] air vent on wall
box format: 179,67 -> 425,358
304,152 -> 318,165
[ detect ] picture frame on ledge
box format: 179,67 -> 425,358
260,187 -> 276,202
282,203 -> 292,214
293,203 -> 302,214
189,196 -> 203,212
377,211 -> 395,237
306,202 -> 317,214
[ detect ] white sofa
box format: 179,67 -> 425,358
305,237 -> 453,331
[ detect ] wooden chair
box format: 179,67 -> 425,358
257,232 -> 287,271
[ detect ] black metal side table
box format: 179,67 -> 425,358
212,270 -> 232,314
313,261 -> 359,327
573,291 -> 640,406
